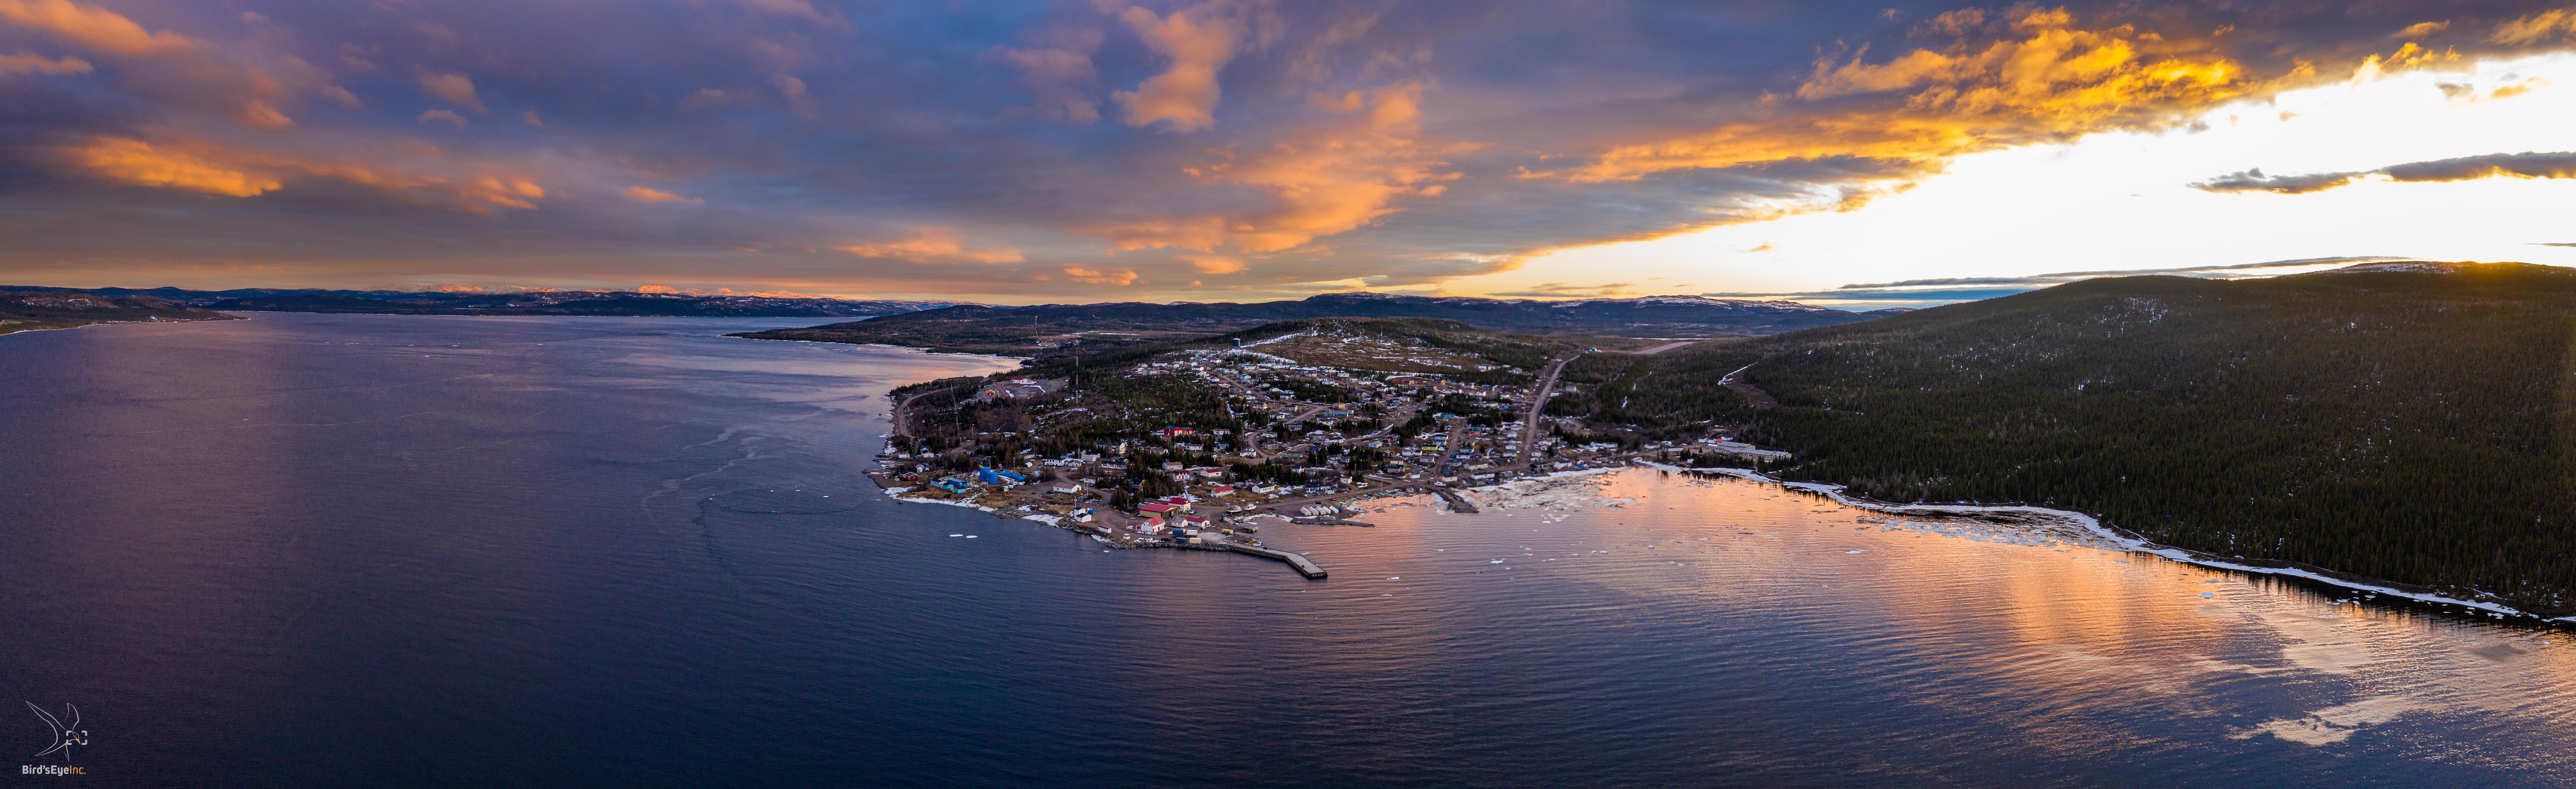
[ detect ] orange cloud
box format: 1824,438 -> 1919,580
0,50 -> 87,74
1184,255 -> 1245,274
1570,10 -> 2250,182
2493,9 -> 2576,45
418,70 -> 486,112
0,0 -> 191,55
1092,83 -> 1461,254
2396,21 -> 2450,39
625,186 -> 703,204
60,134 -> 548,211
0,0 -> 352,129
1111,1 -> 1240,132
1060,266 -> 1138,285
64,137 -> 282,197
836,227 -> 1023,263
988,32 -> 1102,123
1087,215 -> 1228,252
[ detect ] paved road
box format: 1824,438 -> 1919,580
1511,352 -> 1577,471
888,389 -> 940,437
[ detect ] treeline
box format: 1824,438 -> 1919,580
1614,265 -> 2576,612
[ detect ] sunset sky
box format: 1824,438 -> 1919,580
5,1 -> 2576,305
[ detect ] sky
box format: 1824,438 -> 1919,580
4,1 -> 2576,305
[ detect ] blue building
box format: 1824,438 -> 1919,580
976,467 -> 1027,484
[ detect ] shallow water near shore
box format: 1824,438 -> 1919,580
3,314 -> 2570,787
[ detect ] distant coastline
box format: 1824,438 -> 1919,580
0,291 -> 240,337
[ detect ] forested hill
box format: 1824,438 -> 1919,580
1591,262 -> 2576,613
0,291 -> 240,335
0,286 -> 958,318
736,292 -> 1893,361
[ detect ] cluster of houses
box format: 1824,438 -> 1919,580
930,466 -> 1030,494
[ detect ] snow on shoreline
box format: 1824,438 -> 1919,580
1618,462 -> 2559,624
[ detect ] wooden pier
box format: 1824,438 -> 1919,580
1228,544 -> 1328,579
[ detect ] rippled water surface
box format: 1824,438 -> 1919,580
2,314 -> 2568,787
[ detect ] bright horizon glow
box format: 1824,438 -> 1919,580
1437,53 -> 2576,308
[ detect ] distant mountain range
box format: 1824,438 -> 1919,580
0,286 -> 965,318
737,292 -> 1899,360
1006,292 -> 1896,335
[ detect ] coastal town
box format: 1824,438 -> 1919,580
862,320 -> 1795,576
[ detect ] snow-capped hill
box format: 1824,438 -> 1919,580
1556,295 -> 1841,311
2306,261 -> 2572,278
2318,261 -> 2469,275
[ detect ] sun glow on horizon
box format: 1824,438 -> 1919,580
1443,53 -> 2576,306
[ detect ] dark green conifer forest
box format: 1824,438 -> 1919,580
1594,264 -> 2576,612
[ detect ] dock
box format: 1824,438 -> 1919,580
1435,489 -> 1480,513
1228,544 -> 1328,579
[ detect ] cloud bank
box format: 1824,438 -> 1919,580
3,1 -> 2573,299
2194,151 -> 2576,194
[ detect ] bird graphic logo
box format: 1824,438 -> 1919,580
26,702 -> 86,764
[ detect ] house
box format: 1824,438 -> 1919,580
1050,482 -> 1082,495
933,477 -> 974,494
1208,484 -> 1235,496
1158,427 -> 1196,438
1162,496 -> 1194,513
1161,461 -> 1185,472
1139,501 -> 1178,517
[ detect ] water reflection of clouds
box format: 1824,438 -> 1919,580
1361,471 -> 2576,763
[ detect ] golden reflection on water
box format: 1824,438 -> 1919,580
1263,469 -> 2576,763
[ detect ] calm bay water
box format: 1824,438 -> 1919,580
1,314 -> 2568,787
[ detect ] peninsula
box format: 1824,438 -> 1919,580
0,291 -> 238,336
749,262 -> 2576,618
